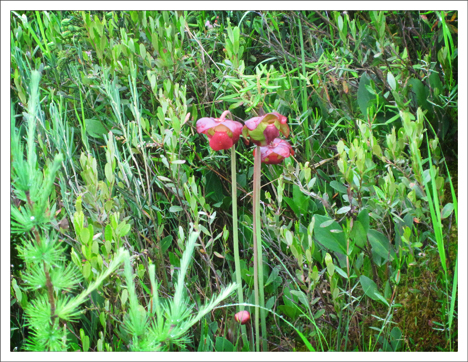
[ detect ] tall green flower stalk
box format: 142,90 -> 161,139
253,144 -> 266,351
231,146 -> 249,347
244,111 -> 293,351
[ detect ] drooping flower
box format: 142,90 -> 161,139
234,310 -> 251,325
196,111 -> 244,151
243,112 -> 290,146
253,138 -> 294,164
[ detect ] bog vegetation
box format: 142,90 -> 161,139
10,10 -> 458,352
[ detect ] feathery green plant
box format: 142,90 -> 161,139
121,230 -> 237,351
11,70 -> 130,351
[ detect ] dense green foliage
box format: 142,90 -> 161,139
10,10 -> 458,352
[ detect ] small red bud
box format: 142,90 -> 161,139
234,311 -> 250,325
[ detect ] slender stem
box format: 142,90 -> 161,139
253,148 -> 260,352
254,145 -> 267,351
231,146 -> 249,348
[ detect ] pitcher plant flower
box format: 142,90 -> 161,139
253,138 -> 294,164
243,112 -> 290,146
234,310 -> 251,325
196,110 -> 243,151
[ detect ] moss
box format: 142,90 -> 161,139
393,248 -> 458,351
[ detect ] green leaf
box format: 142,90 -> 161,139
387,71 -> 396,91
325,253 -> 335,276
85,118 -> 107,138
357,209 -> 370,231
441,203 -> 454,219
357,73 -> 373,117
266,296 -> 276,310
105,163 -> 114,184
265,266 -> 280,287
100,312 -> 106,329
290,290 -> 308,307
169,205 -> 183,212
390,327 -> 402,351
407,78 -> 429,110
121,289 -> 128,306
313,309 -> 325,319
336,206 -> 351,214
116,222 -> 130,237
277,304 -> 298,319
241,268 -> 254,287
105,224 -> 113,242
139,43 -> 146,59
169,252 -> 180,268
157,176 -> 172,182
319,219 -> 334,228
229,101 -> 245,110
350,220 -> 367,247
337,15 -> 344,31
384,280 -> 392,299
359,275 -> 380,301
283,287 -> 298,306
374,291 -> 389,306
213,251 -> 224,259
80,228 -> 90,244
429,72 -> 443,99
215,336 -> 234,352
105,240 -> 112,255
284,196 -> 300,215
330,180 -> 348,194
293,185 -> 309,215
314,215 -> 347,255
368,229 -> 395,261
160,235 -> 173,253
83,262 -> 91,279
334,266 -> 348,279
12,279 -> 22,303
350,209 -> 369,247
205,172 -> 224,203
373,185 -> 386,199
80,329 -> 90,352
284,229 -> 293,246
92,241 -> 99,255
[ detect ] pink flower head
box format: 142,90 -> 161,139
196,111 -> 243,151
243,112 -> 290,146
253,138 -> 295,164
234,310 -> 250,325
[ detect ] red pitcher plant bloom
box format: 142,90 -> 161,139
243,111 -> 290,146
234,310 -> 251,325
253,138 -> 294,164
196,110 -> 243,151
